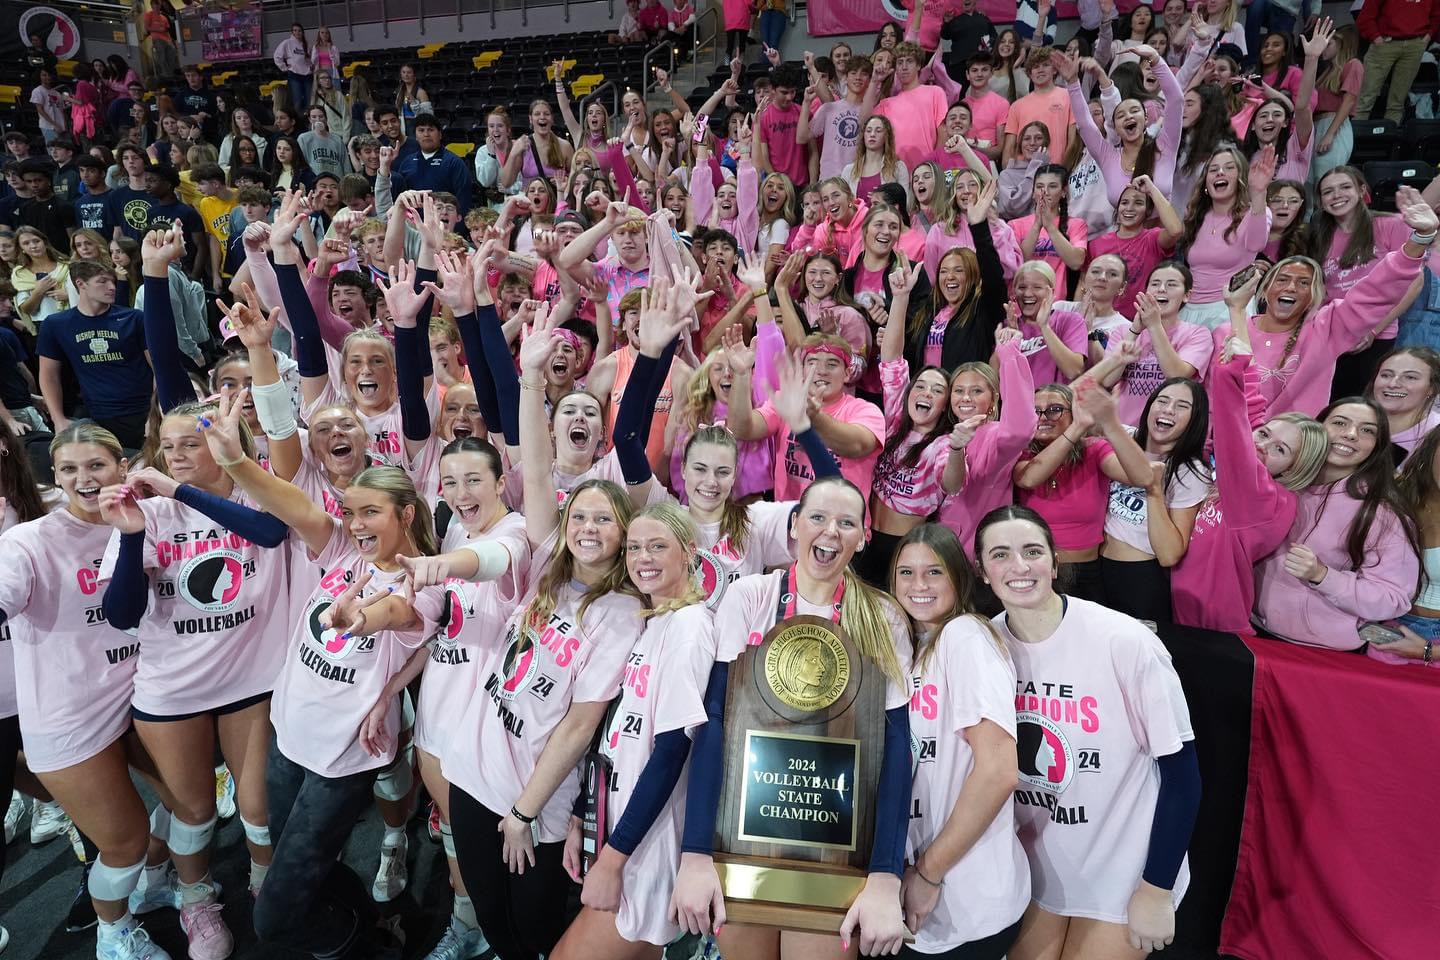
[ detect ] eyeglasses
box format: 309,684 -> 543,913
1034,404 -> 1070,421
624,542 -> 672,558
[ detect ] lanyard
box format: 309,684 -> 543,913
774,564 -> 845,627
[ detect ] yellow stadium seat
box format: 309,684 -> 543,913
343,60 -> 371,79
446,142 -> 475,159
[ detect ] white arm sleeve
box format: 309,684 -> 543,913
458,539 -> 511,582
252,378 -> 298,440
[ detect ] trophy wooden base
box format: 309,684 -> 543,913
715,855 -> 866,934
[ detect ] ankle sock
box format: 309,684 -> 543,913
453,894 -> 477,930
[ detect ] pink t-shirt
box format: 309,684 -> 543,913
965,90 -> 1011,147
1015,439 -> 1116,553
758,393 -> 885,503
998,598 -> 1194,922
1185,208 -> 1271,305
811,100 -> 862,182
876,358 -> 951,518
598,603 -> 714,945
1314,59 -> 1364,115
442,535 -> 645,841
0,511 -> 139,772
876,84 -> 951,172
98,491 -> 293,716
1104,458 -> 1212,556
692,499 -> 794,610
293,449 -> 348,518
1087,228 -> 1171,319
304,362 -> 440,466
413,514 -> 532,761
271,525 -> 444,777
908,617 -> 1030,949
1008,216 -> 1088,300
714,571 -> 912,712
760,102 -> 808,188
1109,321 -> 1215,425
502,448 -> 670,514
1016,309 -> 1089,386
1004,87 -> 1073,162
1322,215 -> 1412,339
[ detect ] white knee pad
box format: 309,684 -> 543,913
88,857 -> 146,901
167,813 -> 217,856
440,820 -> 456,859
240,816 -> 272,847
373,749 -> 415,801
149,804 -> 172,841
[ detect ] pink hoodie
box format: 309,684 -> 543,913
688,155 -> 759,256
1172,355 -> 1298,633
1213,249 -> 1427,420
1252,481 -> 1419,651
935,339 -> 1038,558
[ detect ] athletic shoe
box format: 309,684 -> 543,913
214,766 -> 236,820
426,802 -> 441,843
65,866 -> 97,932
371,836 -> 408,902
178,900 -> 233,960
29,798 -> 71,844
97,919 -> 173,960
422,917 -> 489,960
3,793 -> 23,844
129,865 -> 184,916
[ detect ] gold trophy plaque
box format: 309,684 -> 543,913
713,614 -> 885,932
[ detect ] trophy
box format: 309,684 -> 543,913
712,613 -> 886,932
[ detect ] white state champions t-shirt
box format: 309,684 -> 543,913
0,511 -> 139,772
907,617 -> 1031,951
690,499 -> 795,610
442,534 -> 645,843
598,603 -> 715,946
996,598 -> 1194,923
98,491 -> 293,716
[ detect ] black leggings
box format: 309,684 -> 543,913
727,28 -> 749,58
899,917 -> 1022,960
1061,558 -> 1105,604
448,785 -> 575,960
1100,556 -> 1173,623
0,715 -> 19,890
1331,337 -> 1395,401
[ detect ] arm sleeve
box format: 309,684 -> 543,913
867,705 -> 911,877
140,277 -> 199,413
100,531 -> 149,630
795,425 -> 841,480
454,310 -> 504,440
1142,740 -> 1200,889
607,729 -> 693,856
475,303 -> 521,445
304,270 -> 355,350
1153,58 -> 1186,197
392,323 -> 432,443
173,485 -> 289,548
679,662 -> 729,855
614,351 -> 663,485
413,267 -> 437,379
274,261 -> 330,379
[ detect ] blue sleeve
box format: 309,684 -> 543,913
101,530 -> 150,630
680,661 -> 730,855
795,426 -> 841,480
140,277 -> 197,413
36,318 -> 61,361
613,352 -> 662,485
867,705 -> 911,877
607,728 -> 693,856
449,156 -> 473,215
114,278 -> 130,307
1143,741 -> 1201,890
476,303 -> 521,445
454,310 -> 504,441
173,485 -> 289,548
413,266 -> 436,379
392,324 -> 432,443
273,261 -> 330,379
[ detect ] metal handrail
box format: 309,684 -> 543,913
640,37 -> 675,103
691,6 -> 721,77
580,79 -> 619,134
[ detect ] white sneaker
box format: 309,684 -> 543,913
214,766 -> 236,820
371,836 -> 408,902
3,793 -> 23,844
423,917 -> 489,960
97,918 -> 173,960
129,866 -> 183,916
30,798 -> 72,844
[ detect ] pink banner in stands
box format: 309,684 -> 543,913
806,0 -> 1024,37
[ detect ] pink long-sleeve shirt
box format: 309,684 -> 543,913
1252,483 -> 1419,651
1066,57 -> 1184,207
924,219 -> 1023,282
1186,207 -> 1272,305
1213,249 -> 1428,420
688,155 -> 759,256
1172,356 -> 1299,633
875,358 -> 952,517
935,340 -> 1038,557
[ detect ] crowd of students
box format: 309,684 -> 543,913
1,3 -> 1439,960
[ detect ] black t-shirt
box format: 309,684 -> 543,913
0,192 -> 25,230
0,328 -> 31,409
174,86 -> 219,139
941,14 -> 998,75
75,188 -> 118,235
17,196 -> 75,250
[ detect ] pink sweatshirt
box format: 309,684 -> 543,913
924,220 -> 1023,283
875,358 -> 952,517
1213,249 -> 1427,420
688,155 -> 759,256
1066,57 -> 1185,207
813,199 -> 869,260
936,340 -> 1038,557
1186,207 -> 1271,305
1172,356 -> 1299,633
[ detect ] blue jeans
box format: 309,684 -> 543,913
1398,269 -> 1440,352
252,741 -> 379,955
759,10 -> 786,57
286,71 -> 311,112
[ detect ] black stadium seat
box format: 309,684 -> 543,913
1362,160 -> 1437,212
1349,119 -> 1401,165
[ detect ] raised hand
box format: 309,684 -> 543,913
241,220 -> 271,253
1135,291 -> 1162,329
776,249 -> 806,289
1248,144 -> 1277,196
198,387 -> 251,467
1300,17 -> 1335,60
635,278 -> 691,358
421,249 -> 479,316
141,222 -> 186,273
888,251 -> 924,297
216,282 -> 279,351
719,322 -> 755,373
669,261 -> 716,321
377,260 -> 431,327
766,350 -> 816,434
1073,376 -> 1120,428
967,177 -> 998,225
518,300 -> 564,376
98,483 -> 146,534
1397,185 -> 1440,236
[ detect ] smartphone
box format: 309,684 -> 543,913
692,113 -> 708,143
1358,621 -> 1404,646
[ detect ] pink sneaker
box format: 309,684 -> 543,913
178,900 -> 233,959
